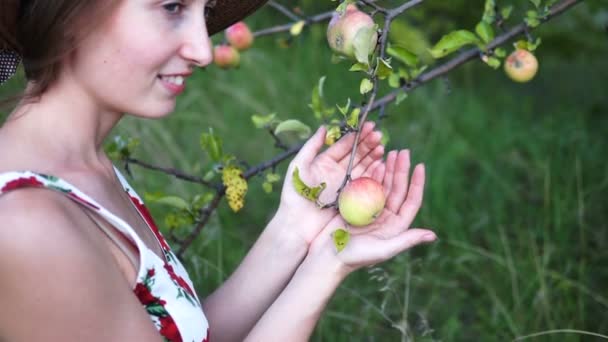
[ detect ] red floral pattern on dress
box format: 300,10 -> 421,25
1,176 -> 44,192
127,194 -> 171,251
135,268 -> 183,342
164,263 -> 196,298
159,315 -> 183,342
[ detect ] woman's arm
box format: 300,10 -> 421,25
243,247 -> 347,341
201,212 -> 308,342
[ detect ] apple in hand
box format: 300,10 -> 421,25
327,4 -> 378,59
338,177 -> 386,227
213,45 -> 240,69
504,49 -> 539,82
226,21 -> 254,51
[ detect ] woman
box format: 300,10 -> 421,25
0,0 -> 436,341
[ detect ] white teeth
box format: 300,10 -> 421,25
160,75 -> 184,86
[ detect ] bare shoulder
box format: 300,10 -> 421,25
0,188 -> 163,341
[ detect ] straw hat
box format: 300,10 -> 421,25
206,0 -> 269,35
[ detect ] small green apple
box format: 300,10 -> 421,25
504,49 -> 538,83
338,177 -> 386,227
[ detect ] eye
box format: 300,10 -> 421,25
163,2 -> 185,15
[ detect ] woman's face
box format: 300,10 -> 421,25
67,0 -> 213,118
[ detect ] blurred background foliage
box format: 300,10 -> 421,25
1,1 -> 607,341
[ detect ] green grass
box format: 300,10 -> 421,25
2,13 -> 607,342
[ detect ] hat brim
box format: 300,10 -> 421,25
206,0 -> 270,36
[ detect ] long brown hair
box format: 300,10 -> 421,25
1,0 -> 121,108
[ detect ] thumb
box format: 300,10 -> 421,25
292,125 -> 326,166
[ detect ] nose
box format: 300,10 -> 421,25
180,14 -> 213,68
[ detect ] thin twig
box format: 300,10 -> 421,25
126,157 -> 218,190
268,1 -> 302,21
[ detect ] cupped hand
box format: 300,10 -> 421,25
276,122 -> 386,245
308,150 -> 437,274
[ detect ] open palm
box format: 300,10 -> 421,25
309,150 -> 437,272
277,122 -> 386,245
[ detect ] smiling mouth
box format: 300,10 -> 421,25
158,75 -> 185,86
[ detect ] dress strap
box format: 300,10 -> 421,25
81,209 -> 140,272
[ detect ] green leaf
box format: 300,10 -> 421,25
360,78 -> 373,94
482,0 -> 497,24
429,30 -> 481,59
153,196 -> 190,210
375,58 -> 393,80
337,98 -> 351,116
410,65 -> 427,79
262,182 -> 273,193
475,21 -> 495,44
347,108 -> 360,129
200,128 -> 223,162
309,76 -> 330,120
494,47 -> 506,58
290,20 -> 306,36
317,76 -> 327,98
266,173 -> 281,183
353,25 -> 378,65
192,193 -> 214,210
292,167 -> 326,204
525,10 -> 540,28
388,71 -> 401,88
274,119 -> 311,139
529,0 -> 541,8
396,91 -> 408,105
386,45 -> 419,67
349,62 -> 368,72
251,113 -> 277,129
399,67 -> 411,81
325,125 -> 342,146
484,56 -> 501,69
380,126 -> 390,146
501,6 -> 513,20
332,228 -> 350,252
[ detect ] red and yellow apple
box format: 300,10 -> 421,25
213,45 -> 240,69
226,21 -> 254,51
504,49 -> 538,83
338,177 -> 386,227
327,4 -> 378,59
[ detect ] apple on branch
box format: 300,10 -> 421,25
326,4 -> 378,61
226,21 -> 254,51
504,49 -> 539,83
338,177 -> 386,227
213,45 -> 240,69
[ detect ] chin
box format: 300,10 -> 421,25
129,101 -> 177,119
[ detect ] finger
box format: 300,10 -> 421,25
322,121 -> 375,161
292,125 -> 326,166
380,228 -> 436,260
371,163 -> 385,184
383,151 -> 397,196
339,130 -> 383,168
386,150 -> 411,212
351,144 -> 384,177
357,158 -> 382,179
398,164 -> 426,225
